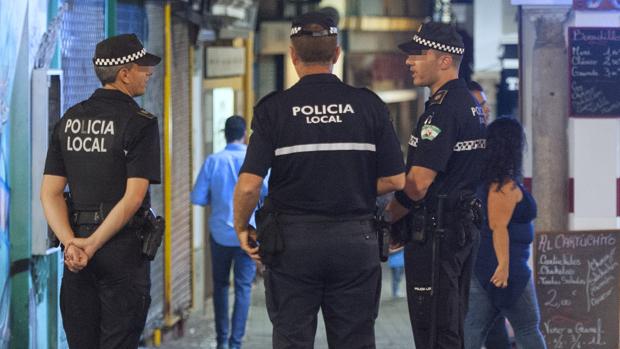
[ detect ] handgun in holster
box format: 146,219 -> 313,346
138,208 -> 165,261
255,206 -> 284,266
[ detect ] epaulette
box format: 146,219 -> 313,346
360,87 -> 379,96
255,91 -> 279,108
359,87 -> 385,103
136,108 -> 156,120
429,90 -> 448,106
63,102 -> 86,117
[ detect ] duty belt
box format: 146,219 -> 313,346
276,213 -> 374,224
71,209 -> 146,228
71,211 -> 104,225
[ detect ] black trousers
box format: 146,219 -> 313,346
263,216 -> 381,349
60,225 -> 151,349
404,226 -> 477,349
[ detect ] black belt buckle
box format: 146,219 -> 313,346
72,211 -> 102,225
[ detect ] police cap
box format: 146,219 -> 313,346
290,11 -> 338,38
398,22 -> 465,56
93,33 -> 161,67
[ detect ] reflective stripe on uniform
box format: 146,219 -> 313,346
274,142 -> 376,156
453,139 -> 486,152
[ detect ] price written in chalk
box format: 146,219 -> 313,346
535,231 -> 619,349
569,27 -> 620,118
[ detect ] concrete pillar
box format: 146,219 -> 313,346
527,7 -> 570,231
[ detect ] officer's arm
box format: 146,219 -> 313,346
377,173 -> 405,195
40,175 -> 74,246
233,173 -> 263,256
72,178 -> 149,258
385,166 -> 437,222
404,166 -> 436,201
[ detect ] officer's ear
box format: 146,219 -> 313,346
116,64 -> 133,84
289,45 -> 300,65
332,46 -> 341,64
438,53 -> 453,70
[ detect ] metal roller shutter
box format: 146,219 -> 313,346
139,0 -> 166,332
169,17 -> 192,315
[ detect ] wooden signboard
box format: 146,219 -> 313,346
569,27 -> 620,118
535,230 -> 620,348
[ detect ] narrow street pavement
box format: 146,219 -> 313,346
154,264 -> 415,348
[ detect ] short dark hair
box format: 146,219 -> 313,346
224,115 -> 246,143
94,63 -> 133,85
468,80 -> 484,92
291,24 -> 338,65
482,117 -> 525,189
431,50 -> 462,69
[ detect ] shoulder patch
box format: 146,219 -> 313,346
255,91 -> 279,108
429,90 -> 448,106
421,124 -> 442,140
136,108 -> 156,119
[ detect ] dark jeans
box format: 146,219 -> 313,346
405,228 -> 477,349
464,279 -> 546,349
210,236 -> 256,348
264,216 -> 381,349
485,317 -> 511,349
60,225 -> 150,349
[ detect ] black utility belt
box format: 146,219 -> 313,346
71,209 -> 146,228
275,213 -> 374,224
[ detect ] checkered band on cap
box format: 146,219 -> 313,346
290,26 -> 338,36
291,27 -> 302,36
94,48 -> 146,66
413,34 -> 465,55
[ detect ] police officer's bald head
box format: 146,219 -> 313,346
290,11 -> 339,65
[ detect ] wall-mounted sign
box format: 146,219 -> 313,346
205,47 -> 246,78
568,27 -> 620,118
574,0 -> 620,10
535,230 -> 620,349
259,21 -> 292,55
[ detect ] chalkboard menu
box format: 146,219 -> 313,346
569,27 -> 620,118
535,230 -> 620,348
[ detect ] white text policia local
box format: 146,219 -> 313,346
292,104 -> 355,124
64,119 -> 114,153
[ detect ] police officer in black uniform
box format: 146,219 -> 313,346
40,34 -> 161,349
385,23 -> 486,348
233,11 -> 405,349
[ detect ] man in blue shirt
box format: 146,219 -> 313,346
192,115 -> 267,349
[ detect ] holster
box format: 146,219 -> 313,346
410,205 -> 429,244
374,213 -> 391,262
255,206 -> 285,266
137,208 -> 165,261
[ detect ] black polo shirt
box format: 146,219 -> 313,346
241,73 -> 404,216
44,89 -> 161,210
406,79 -> 486,208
